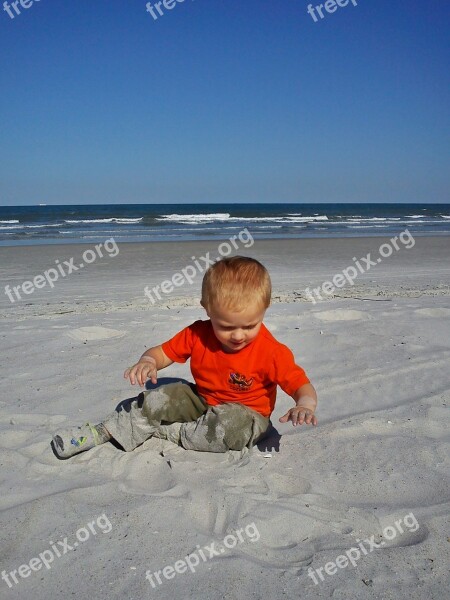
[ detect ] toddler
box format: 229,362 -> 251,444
52,256 -> 317,458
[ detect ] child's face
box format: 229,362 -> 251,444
205,301 -> 266,353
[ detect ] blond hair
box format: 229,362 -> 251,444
201,256 -> 271,312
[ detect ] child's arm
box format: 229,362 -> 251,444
124,345 -> 174,387
279,382 -> 318,427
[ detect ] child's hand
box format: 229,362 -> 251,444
124,357 -> 158,387
279,406 -> 318,427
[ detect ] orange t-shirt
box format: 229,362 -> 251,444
161,320 -> 310,418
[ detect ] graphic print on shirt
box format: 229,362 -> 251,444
228,371 -> 254,392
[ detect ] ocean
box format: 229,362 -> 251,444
0,203 -> 449,246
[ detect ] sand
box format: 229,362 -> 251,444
0,236 -> 449,599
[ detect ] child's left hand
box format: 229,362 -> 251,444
279,406 -> 318,427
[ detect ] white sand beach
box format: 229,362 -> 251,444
1,236 -> 449,599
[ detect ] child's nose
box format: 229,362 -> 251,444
231,329 -> 245,340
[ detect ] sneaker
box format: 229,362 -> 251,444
51,423 -> 110,459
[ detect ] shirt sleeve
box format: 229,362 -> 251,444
273,343 -> 310,396
161,320 -> 202,363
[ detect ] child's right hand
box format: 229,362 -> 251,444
124,357 -> 158,387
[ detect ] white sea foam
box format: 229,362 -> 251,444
64,218 -> 144,224
156,213 -> 231,223
270,216 -> 327,222
287,215 -> 328,222
157,214 -> 329,224
28,223 -> 62,228
0,223 -> 65,230
358,217 -> 386,221
27,223 -> 64,228
347,225 -> 387,229
347,217 -> 403,222
0,220 -> 19,224
330,219 -> 423,227
226,215 -> 328,223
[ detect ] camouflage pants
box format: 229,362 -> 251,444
103,381 -> 270,453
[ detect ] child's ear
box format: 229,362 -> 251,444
200,299 -> 210,316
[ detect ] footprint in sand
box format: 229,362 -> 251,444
178,467 -> 382,573
67,326 -> 126,341
313,309 -> 368,322
0,429 -> 33,449
0,413 -> 67,427
414,308 -> 450,318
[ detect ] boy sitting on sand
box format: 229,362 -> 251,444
52,256 -> 317,458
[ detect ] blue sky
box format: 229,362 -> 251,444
0,0 -> 448,205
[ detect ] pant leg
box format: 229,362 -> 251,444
142,381 -> 207,425
103,382 -> 207,451
180,402 -> 270,453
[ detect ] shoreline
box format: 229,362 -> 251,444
1,230 -> 450,249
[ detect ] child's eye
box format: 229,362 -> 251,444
220,324 -> 258,331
